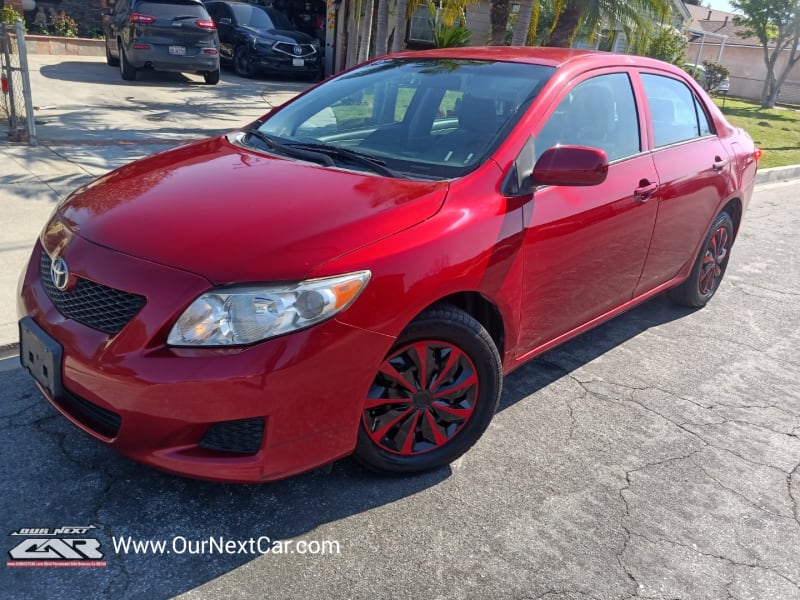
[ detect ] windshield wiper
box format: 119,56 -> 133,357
244,128 -> 335,167
287,142 -> 401,178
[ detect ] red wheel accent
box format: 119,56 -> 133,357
362,340 -> 479,456
698,226 -> 729,295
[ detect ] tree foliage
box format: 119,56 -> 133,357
702,60 -> 730,91
429,2 -> 472,47
731,0 -> 800,108
636,25 -> 687,65
0,7 -> 25,31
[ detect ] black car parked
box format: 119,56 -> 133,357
103,0 -> 220,84
204,1 -> 322,80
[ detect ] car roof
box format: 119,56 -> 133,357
390,46 -> 681,74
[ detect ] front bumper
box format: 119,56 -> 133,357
19,234 -> 392,482
253,48 -> 321,75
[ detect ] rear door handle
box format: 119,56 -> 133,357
634,180 -> 659,202
713,156 -> 728,172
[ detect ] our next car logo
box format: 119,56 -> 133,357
6,525 -> 107,568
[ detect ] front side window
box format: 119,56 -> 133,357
641,73 -> 712,147
534,72 -> 640,162
254,59 -> 554,179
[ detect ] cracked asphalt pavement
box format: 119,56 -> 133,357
2,177 -> 798,599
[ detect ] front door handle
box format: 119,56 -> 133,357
634,180 -> 659,202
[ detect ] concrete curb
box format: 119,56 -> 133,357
754,164 -> 800,184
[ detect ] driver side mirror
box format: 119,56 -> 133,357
532,145 -> 608,187
502,139 -> 609,197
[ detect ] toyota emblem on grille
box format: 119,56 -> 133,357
293,45 -> 302,56
50,257 -> 70,291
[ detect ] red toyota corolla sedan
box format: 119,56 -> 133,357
18,48 -> 758,482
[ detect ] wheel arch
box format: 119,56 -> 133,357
424,292 -> 506,364
721,197 -> 743,240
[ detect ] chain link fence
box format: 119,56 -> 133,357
777,81 -> 800,107
0,20 -> 36,144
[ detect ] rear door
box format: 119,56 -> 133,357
517,70 -> 660,356
633,71 -> 734,294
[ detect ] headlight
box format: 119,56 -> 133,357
167,270 -> 371,346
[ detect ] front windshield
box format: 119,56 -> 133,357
231,4 -> 274,29
254,58 -> 555,180
264,7 -> 293,30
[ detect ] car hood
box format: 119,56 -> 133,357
50,136 -> 449,283
242,25 -> 315,45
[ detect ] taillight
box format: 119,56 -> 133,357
203,48 -> 218,55
196,19 -> 216,29
753,148 -> 763,161
129,13 -> 156,23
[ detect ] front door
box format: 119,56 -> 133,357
517,71 -> 660,357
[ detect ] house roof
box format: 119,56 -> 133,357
685,4 -> 762,47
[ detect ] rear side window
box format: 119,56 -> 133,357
535,72 -> 640,162
642,73 -> 713,147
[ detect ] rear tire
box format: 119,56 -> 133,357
119,43 -> 137,81
353,305 -> 502,475
204,68 -> 220,85
668,211 -> 734,307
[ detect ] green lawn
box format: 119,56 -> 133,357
714,97 -> 800,169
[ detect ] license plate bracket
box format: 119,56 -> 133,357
19,317 -> 63,399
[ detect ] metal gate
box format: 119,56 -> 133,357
0,20 -> 37,144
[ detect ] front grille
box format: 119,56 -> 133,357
273,42 -> 317,58
39,250 -> 146,335
55,388 -> 122,439
199,418 -> 265,455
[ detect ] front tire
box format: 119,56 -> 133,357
119,42 -> 137,81
668,211 -> 734,307
353,305 -> 502,474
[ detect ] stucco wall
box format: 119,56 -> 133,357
688,41 -> 800,105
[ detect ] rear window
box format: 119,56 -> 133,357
135,1 -> 209,18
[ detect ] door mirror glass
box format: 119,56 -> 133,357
532,145 -> 609,187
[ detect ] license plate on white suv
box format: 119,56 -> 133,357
169,45 -> 186,56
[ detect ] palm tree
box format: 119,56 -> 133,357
392,0 -> 409,51
489,0 -> 512,45
545,0 -> 670,48
374,0 -> 391,56
510,0 -> 538,45
357,0 -> 376,62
